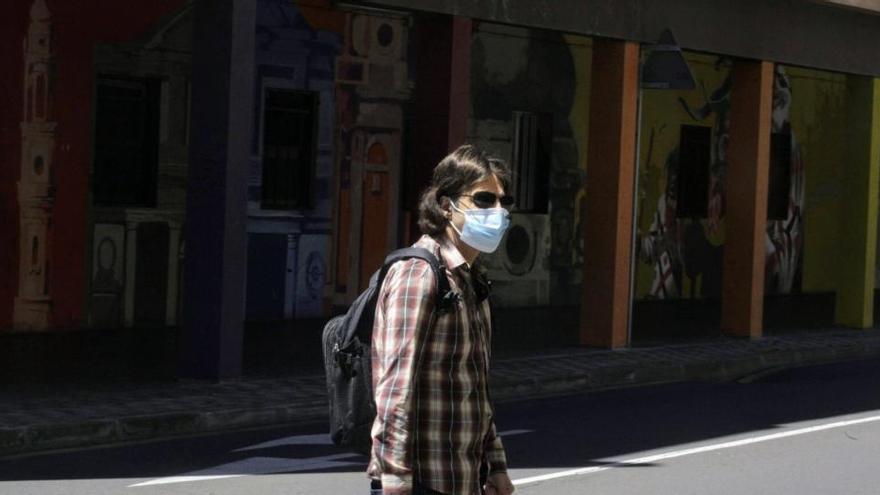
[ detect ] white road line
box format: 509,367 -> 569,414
128,454 -> 361,487
131,430 -> 533,488
513,413 -> 880,487
233,434 -> 333,452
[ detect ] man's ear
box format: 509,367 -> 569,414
439,195 -> 452,218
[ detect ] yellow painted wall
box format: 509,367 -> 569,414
789,67 -> 848,293
566,35 -> 592,271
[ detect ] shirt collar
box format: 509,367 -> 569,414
440,238 -> 470,271
418,235 -> 470,271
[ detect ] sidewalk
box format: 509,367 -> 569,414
2,328 -> 880,458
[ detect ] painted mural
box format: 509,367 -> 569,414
332,9 -> 412,298
468,23 -> 591,307
636,53 -> 847,301
15,0 -> 56,330
637,55 -> 729,300
80,0 -> 413,324
245,0 -> 341,320
88,4 -> 192,328
788,67 -> 847,294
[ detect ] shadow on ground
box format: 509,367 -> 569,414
1,358 -> 879,483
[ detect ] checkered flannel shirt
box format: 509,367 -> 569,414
368,235 -> 508,495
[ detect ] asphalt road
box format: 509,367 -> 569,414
2,358 -> 880,494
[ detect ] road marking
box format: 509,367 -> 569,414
233,433 -> 333,452
130,429 -> 534,488
513,413 -> 880,487
499,429 -> 534,437
128,454 -> 361,487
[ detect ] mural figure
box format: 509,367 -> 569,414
638,145 -> 685,299
639,59 -> 804,299
764,67 -> 805,294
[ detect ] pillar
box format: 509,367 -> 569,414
407,15 -> 472,243
124,221 -> 138,327
580,39 -> 639,348
721,60 -> 774,339
165,223 -> 181,326
835,77 -> 880,328
179,0 -> 255,380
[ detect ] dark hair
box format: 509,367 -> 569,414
417,144 -> 512,236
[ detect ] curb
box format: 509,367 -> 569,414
491,341 -> 880,401
0,401 -> 329,459
3,340 -> 880,458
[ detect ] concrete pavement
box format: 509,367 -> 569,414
2,328 -> 880,458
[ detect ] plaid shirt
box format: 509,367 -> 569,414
368,235 -> 508,495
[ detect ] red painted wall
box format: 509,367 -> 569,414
1,0 -> 185,330
0,2 -> 31,330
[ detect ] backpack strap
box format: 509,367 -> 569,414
377,247 -> 457,313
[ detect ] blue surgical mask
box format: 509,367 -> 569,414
450,201 -> 511,253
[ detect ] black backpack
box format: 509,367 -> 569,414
322,247 -> 458,454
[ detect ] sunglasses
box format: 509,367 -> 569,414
459,191 -> 516,209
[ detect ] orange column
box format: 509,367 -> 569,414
721,60 -> 774,339
580,39 -> 639,348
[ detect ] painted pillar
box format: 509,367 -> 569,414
123,222 -> 138,327
407,15 -> 471,243
580,39 -> 639,348
447,17 -> 471,150
721,60 -> 773,339
165,223 -> 181,326
835,77 -> 880,328
179,0 -> 255,380
13,0 -> 56,331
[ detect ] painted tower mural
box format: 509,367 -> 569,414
14,0 -> 56,330
333,9 -> 411,300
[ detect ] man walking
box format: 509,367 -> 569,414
368,145 -> 515,495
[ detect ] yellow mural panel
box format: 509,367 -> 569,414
634,54 -> 850,302
786,67 -> 847,293
565,34 -> 592,269
635,52 -> 731,300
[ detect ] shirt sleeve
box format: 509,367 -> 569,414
370,259 -> 436,493
481,295 -> 508,475
484,419 -> 508,474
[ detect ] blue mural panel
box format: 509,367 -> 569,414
246,233 -> 288,320
295,234 -> 329,318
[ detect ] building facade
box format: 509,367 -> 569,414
2,0 -> 880,378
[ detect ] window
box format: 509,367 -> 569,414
511,111 -> 552,213
93,77 -> 160,207
768,131 -> 792,221
261,89 -> 318,210
676,125 -> 711,219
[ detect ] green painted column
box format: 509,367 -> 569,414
835,77 -> 880,328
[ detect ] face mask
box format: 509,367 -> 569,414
450,201 -> 511,253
